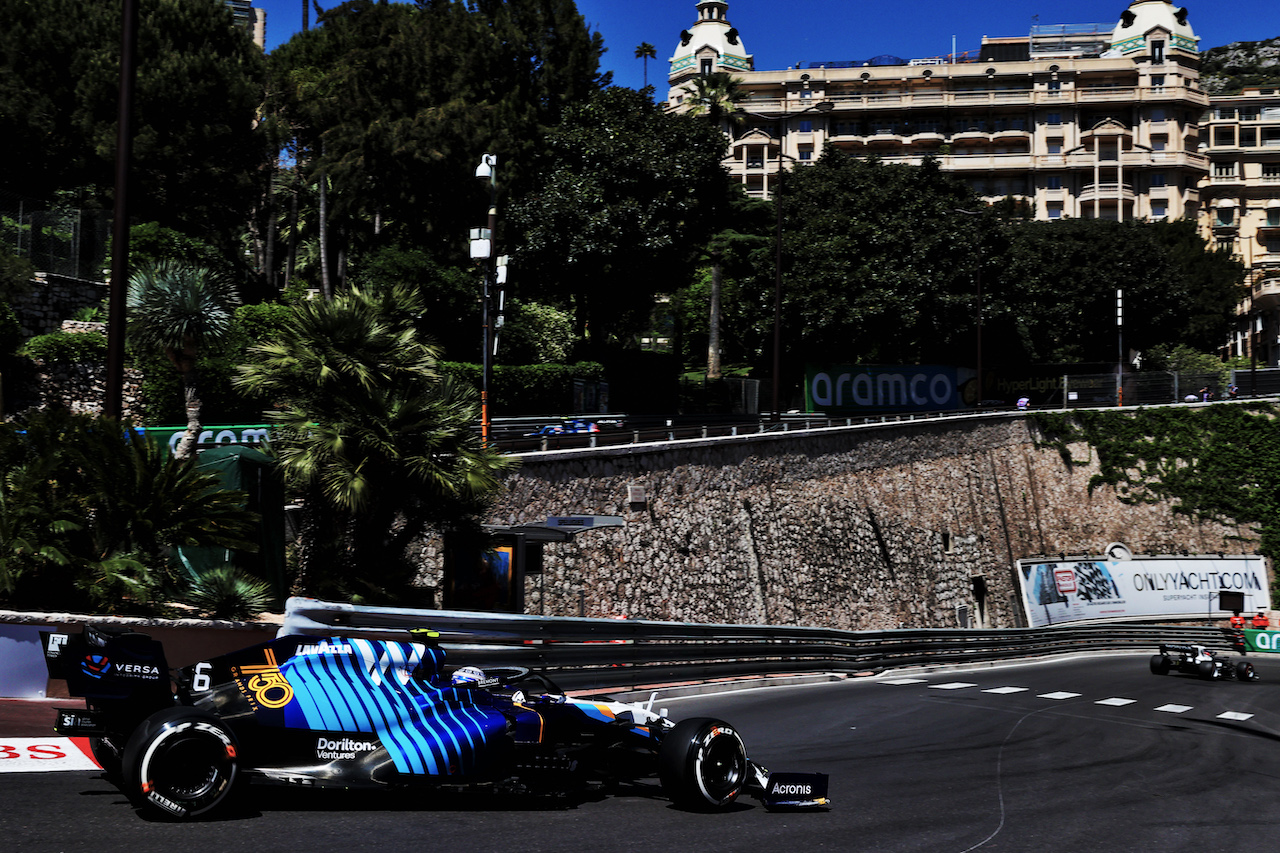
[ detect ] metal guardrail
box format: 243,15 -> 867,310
281,598 -> 1240,693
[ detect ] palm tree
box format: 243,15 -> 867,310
635,42 -> 657,89
235,285 -> 514,601
127,261 -> 241,459
681,71 -> 747,130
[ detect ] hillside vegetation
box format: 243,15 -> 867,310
1201,35 -> 1280,94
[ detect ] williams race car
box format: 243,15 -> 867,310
42,625 -> 828,819
1149,643 -> 1260,681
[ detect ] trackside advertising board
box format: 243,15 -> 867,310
1241,630 -> 1280,654
1016,555 -> 1269,628
805,365 -> 971,414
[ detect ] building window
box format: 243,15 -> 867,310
800,89 -> 813,100
700,58 -> 713,76
1048,204 -> 1063,219
1047,139 -> 1063,155
1150,107 -> 1166,123
1264,164 -> 1280,181
1214,161 -> 1237,178
1046,175 -> 1062,190
1048,80 -> 1061,96
1150,173 -> 1166,188
1268,209 -> 1280,227
1213,126 -> 1237,147
1046,112 -> 1062,126
1151,203 -> 1167,220
1215,106 -> 1237,120
798,146 -> 814,161
1151,40 -> 1165,63
798,119 -> 813,133
1216,206 -> 1235,226
1151,74 -> 1165,93
1241,127 -> 1258,147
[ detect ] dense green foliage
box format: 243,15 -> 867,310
1200,36 -> 1280,94
509,86 -> 731,353
442,361 -> 604,415
0,0 -> 270,250
0,410 -> 258,613
1032,406 -> 1280,562
18,330 -> 107,363
234,286 -> 514,602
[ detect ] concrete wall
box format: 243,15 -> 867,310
485,415 -> 1257,631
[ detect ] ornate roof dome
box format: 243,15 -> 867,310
1110,0 -> 1198,57
669,1 -> 753,83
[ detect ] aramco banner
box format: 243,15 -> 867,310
805,365 -> 969,414
1016,555 -> 1269,628
1241,630 -> 1280,654
139,425 -> 272,456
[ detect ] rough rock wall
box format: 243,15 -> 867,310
488,417 -> 1256,630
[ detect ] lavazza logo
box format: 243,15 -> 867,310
316,737 -> 379,761
297,641 -> 353,656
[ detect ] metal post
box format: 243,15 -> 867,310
105,0 -> 139,421
1116,288 -> 1124,407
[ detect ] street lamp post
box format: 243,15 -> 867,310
1116,288 -> 1124,407
757,100 -> 833,420
472,154 -> 498,442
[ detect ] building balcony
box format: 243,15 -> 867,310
1251,271 -> 1280,311
1078,182 -> 1136,202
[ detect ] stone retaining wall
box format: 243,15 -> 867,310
485,416 -> 1257,631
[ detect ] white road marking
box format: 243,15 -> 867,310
1096,697 -> 1136,706
1155,704 -> 1193,714
929,682 -> 979,690
0,738 -> 100,773
983,687 -> 1029,694
1038,691 -> 1082,700
1218,711 -> 1254,721
880,678 -> 928,685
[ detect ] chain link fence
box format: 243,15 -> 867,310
1,190 -> 110,281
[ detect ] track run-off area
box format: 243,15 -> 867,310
4,654 -> 1279,853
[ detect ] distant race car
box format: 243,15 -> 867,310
42,625 -> 829,820
1149,643 -> 1260,681
525,420 -> 600,437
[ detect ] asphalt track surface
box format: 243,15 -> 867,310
5,653 -> 1280,853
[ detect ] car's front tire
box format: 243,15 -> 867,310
121,707 -> 239,819
658,717 -> 748,811
1236,661 -> 1259,682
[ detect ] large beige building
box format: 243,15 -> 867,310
666,0 -> 1280,364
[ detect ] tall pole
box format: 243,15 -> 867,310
106,0 -> 140,421
772,169 -> 783,421
1116,288 -> 1124,407
473,155 -> 498,443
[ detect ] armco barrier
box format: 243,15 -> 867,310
280,597 -> 1241,692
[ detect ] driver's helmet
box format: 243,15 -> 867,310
451,665 -> 486,687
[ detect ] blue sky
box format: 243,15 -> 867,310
255,1 -> 1280,91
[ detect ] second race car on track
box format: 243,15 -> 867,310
42,624 -> 828,819
1149,643 -> 1260,681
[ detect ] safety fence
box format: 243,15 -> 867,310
281,598 -> 1240,693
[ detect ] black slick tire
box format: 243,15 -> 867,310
1149,655 -> 1171,675
658,717 -> 748,811
121,706 -> 239,820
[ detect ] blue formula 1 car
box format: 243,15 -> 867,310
42,625 -> 828,819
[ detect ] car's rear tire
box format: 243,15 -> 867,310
658,717 -> 748,811
1198,660 -> 1220,680
121,707 -> 239,819
1149,655 -> 1171,675
1237,661 -> 1259,682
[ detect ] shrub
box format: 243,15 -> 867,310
19,330 -> 107,363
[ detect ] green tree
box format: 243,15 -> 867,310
681,71 -> 747,131
267,0 -> 608,287
508,86 -> 731,354
0,410 -> 258,613
234,285 -> 514,601
768,152 -> 993,372
635,41 -> 657,88
0,0 -> 270,252
998,218 -> 1244,366
127,261 -> 242,458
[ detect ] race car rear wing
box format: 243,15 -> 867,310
41,625 -> 173,703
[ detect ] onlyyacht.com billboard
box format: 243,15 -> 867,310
1016,555 -> 1270,628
